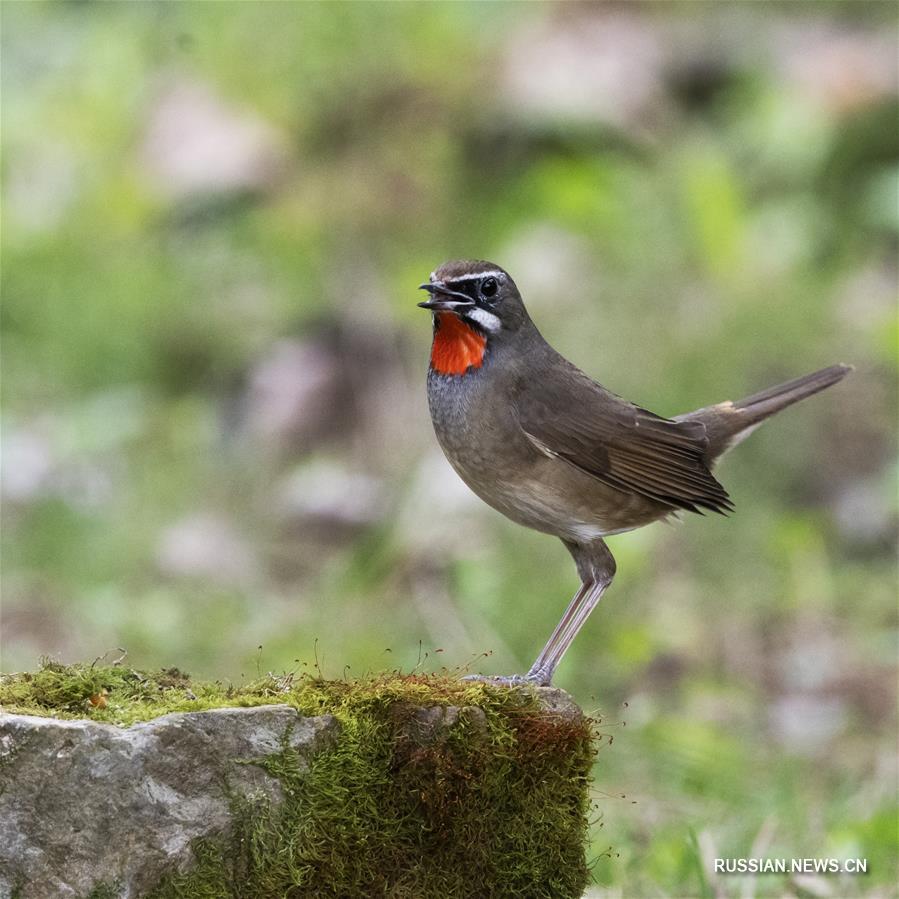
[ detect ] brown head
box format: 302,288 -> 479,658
418,260 -> 533,376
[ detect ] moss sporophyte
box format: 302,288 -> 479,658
1,661 -> 598,898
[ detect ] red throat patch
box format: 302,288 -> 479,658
430,312 -> 487,376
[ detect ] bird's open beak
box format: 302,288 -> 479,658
417,282 -> 475,311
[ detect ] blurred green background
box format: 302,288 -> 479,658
2,2 -> 897,896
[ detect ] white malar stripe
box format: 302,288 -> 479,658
440,270 -> 505,284
465,306 -> 502,332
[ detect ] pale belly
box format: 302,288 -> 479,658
444,449 -> 666,543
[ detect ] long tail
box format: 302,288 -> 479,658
676,364 -> 852,464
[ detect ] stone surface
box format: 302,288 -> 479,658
0,705 -> 338,899
532,685 -> 584,719
0,687 -> 585,898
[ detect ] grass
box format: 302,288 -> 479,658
2,661 -> 598,898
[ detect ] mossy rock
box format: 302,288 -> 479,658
0,662 -> 597,898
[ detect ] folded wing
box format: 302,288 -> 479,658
516,371 -> 734,515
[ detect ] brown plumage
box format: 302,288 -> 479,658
516,367 -> 734,516
420,260 -> 852,685
678,364 -> 852,463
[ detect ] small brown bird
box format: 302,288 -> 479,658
419,259 -> 851,686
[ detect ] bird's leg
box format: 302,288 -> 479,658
524,582 -> 592,684
462,585 -> 593,686
461,539 -> 615,688
526,539 -> 616,685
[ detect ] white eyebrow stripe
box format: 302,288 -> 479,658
441,271 -> 504,284
464,306 -> 502,332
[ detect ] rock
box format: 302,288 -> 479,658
532,685 -> 584,720
0,705 -> 338,899
0,674 -> 593,899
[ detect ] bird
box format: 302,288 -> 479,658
418,259 -> 851,686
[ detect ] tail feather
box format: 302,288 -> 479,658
730,364 -> 853,418
677,364 -> 852,464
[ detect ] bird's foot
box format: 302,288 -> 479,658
461,672 -> 549,688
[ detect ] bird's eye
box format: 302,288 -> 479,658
480,277 -> 498,299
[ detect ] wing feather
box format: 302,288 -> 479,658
516,370 -> 733,516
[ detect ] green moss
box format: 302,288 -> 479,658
2,662 -> 597,898
0,659 -> 286,725
85,886 -> 121,899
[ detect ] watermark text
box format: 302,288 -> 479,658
714,858 -> 867,875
